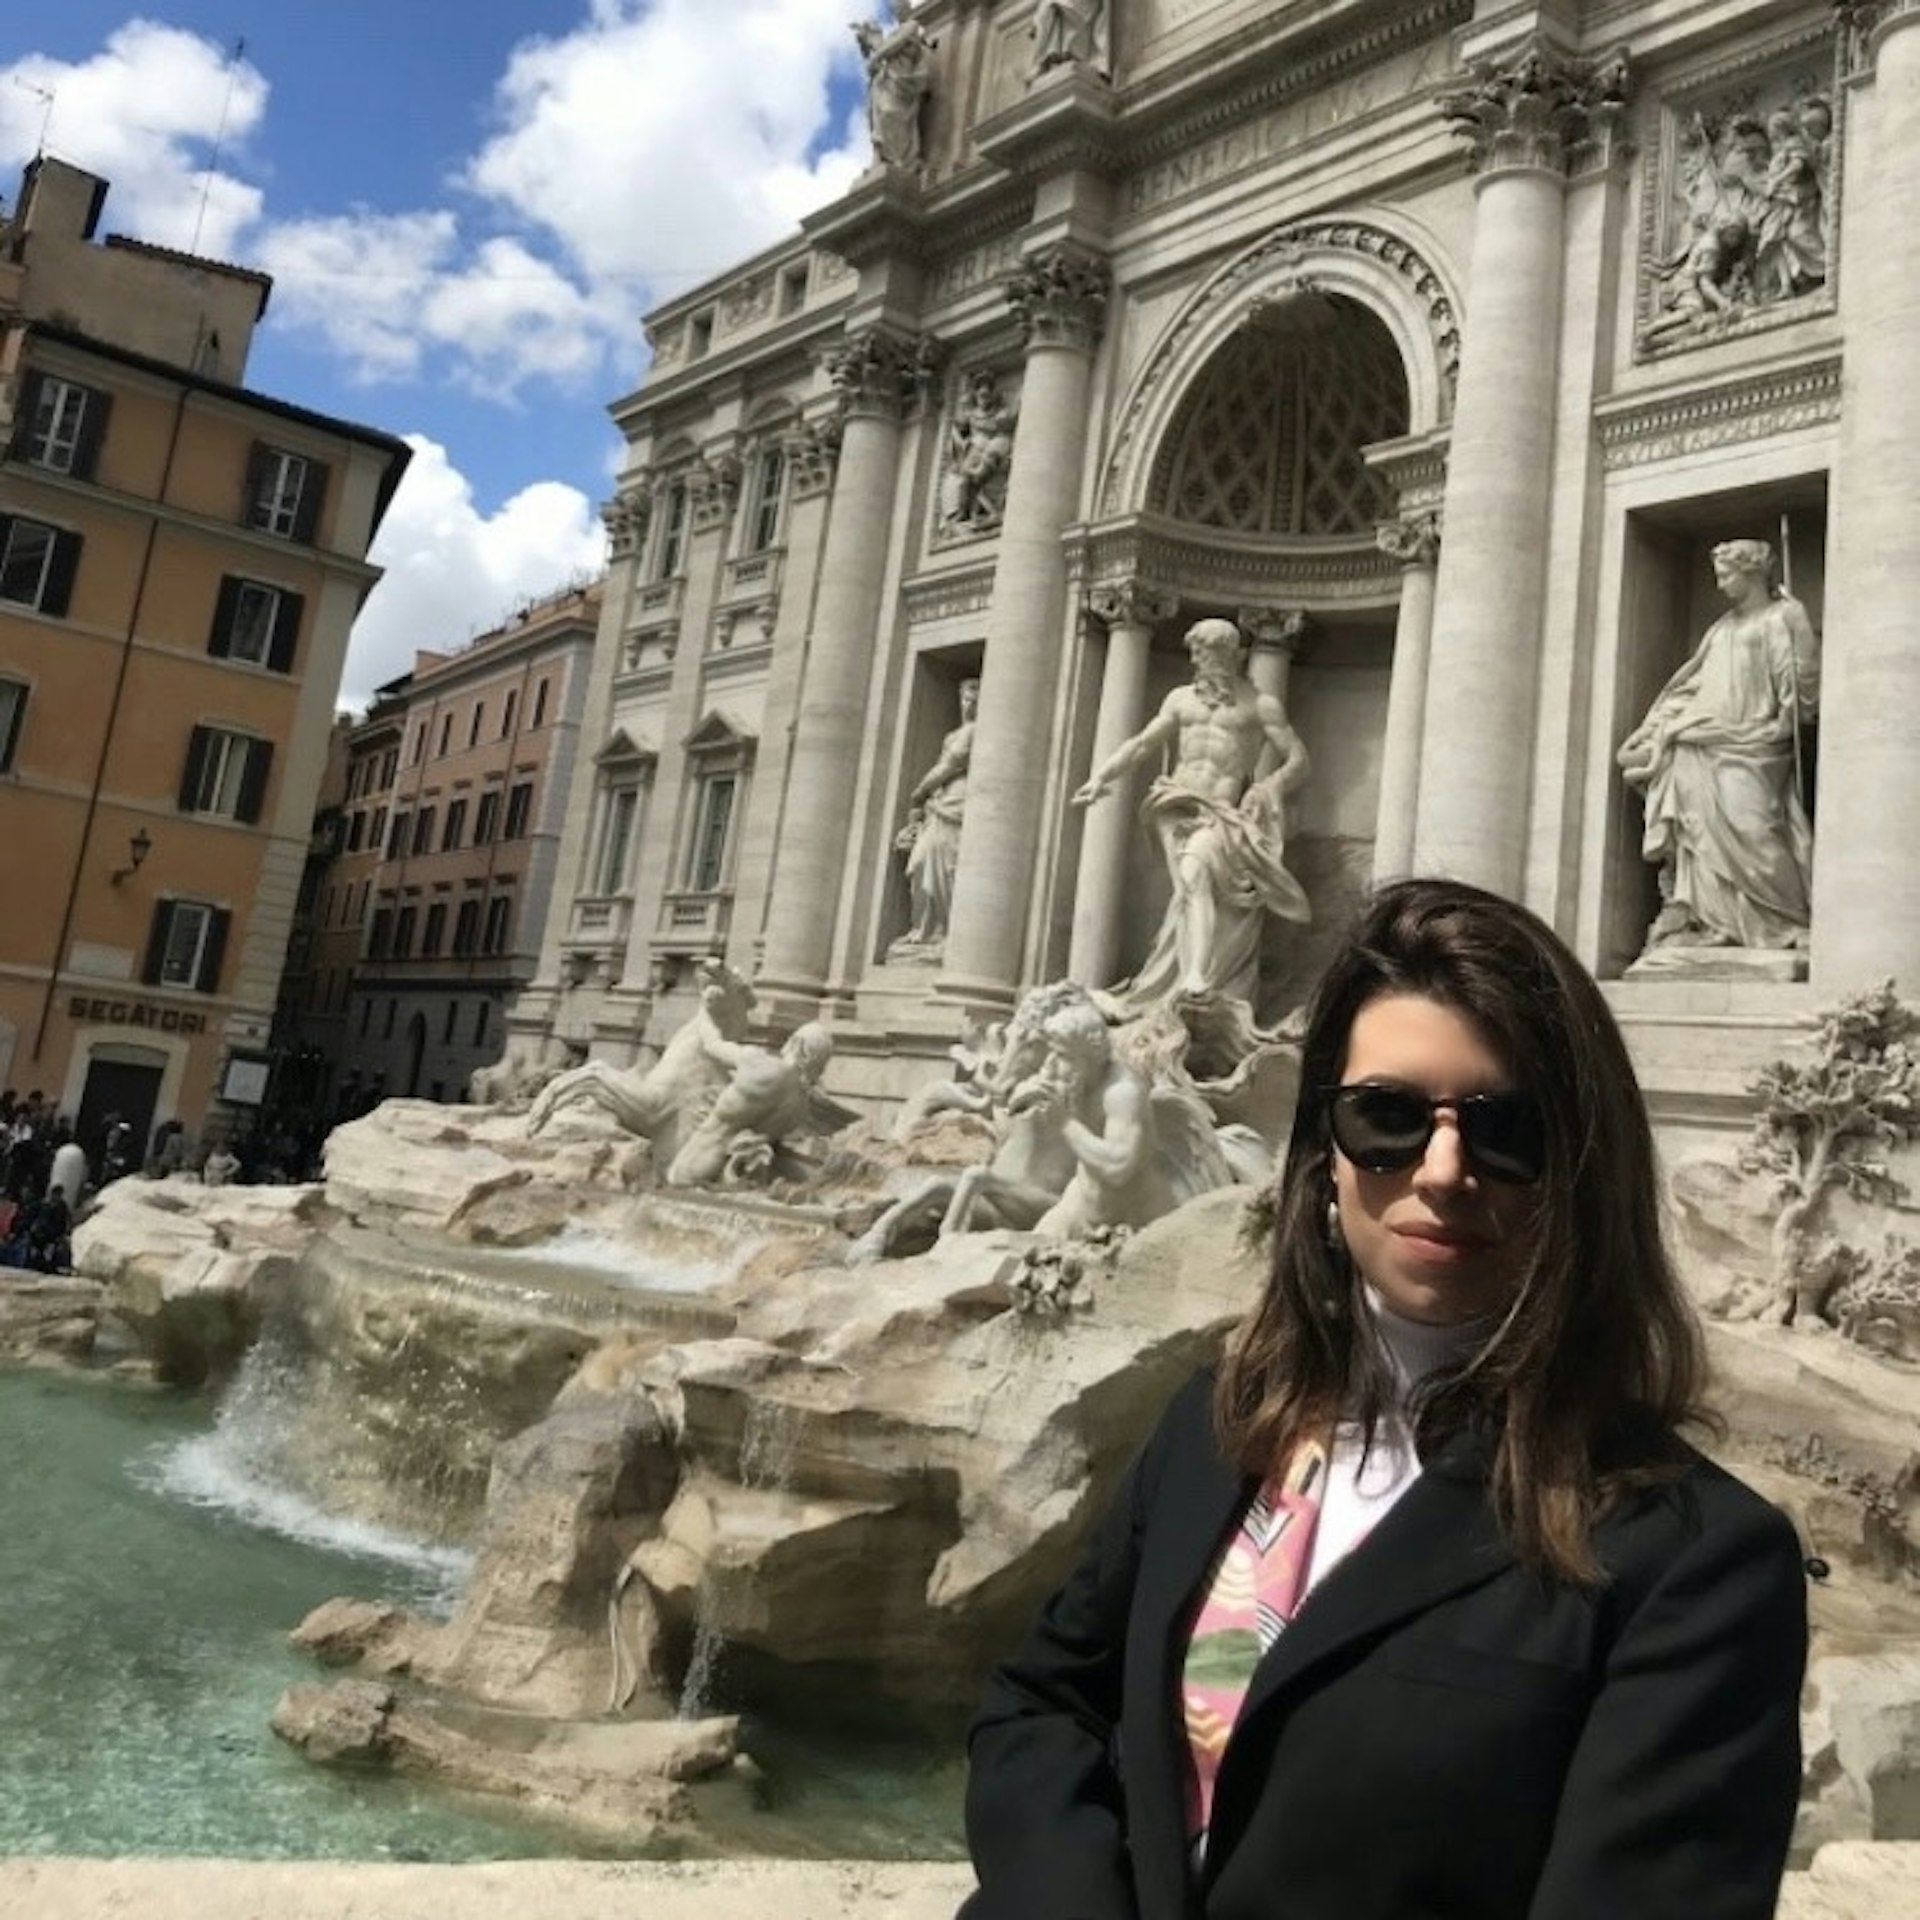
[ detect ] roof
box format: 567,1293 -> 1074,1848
101,234 -> 274,318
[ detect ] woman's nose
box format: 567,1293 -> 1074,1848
1413,1109 -> 1473,1191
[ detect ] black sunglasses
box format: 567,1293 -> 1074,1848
1327,1081 -> 1547,1185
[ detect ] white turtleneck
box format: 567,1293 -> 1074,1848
1302,1287 -> 1501,1595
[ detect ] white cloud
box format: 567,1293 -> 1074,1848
342,437 -> 609,710
468,0 -> 869,297
0,24 -> 266,258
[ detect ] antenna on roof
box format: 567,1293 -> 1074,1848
14,79 -> 55,158
188,37 -> 246,256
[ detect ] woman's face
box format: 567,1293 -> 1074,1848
1330,993 -> 1539,1326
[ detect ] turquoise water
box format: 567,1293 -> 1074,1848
0,1367 -> 965,1862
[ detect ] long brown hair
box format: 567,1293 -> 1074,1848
1215,878 -> 1711,1583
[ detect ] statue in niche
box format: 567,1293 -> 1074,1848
854,2 -> 937,173
1029,0 -> 1111,83
937,373 -> 1017,535
664,1023 -> 857,1189
1071,617 -> 1311,1014
1648,86 -> 1833,346
526,957 -> 755,1165
889,678 -> 977,961
1617,539 -> 1820,956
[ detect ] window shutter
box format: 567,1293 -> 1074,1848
242,440 -> 268,524
0,513 -> 11,553
178,726 -> 213,811
40,530 -> 81,618
207,577 -> 241,659
197,909 -> 230,994
292,459 -> 330,545
267,590 -> 303,673
70,388 -> 111,482
0,682 -> 24,771
236,737 -> 273,824
141,902 -> 174,986
6,373 -> 43,462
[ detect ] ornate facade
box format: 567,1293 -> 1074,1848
507,0 -> 1919,1128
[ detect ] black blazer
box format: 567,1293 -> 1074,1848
961,1369 -> 1807,1920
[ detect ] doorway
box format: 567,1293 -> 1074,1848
77,1056 -> 164,1174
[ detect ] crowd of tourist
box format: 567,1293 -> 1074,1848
0,1091 -> 328,1274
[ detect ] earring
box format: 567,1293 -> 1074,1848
1323,1198 -> 1342,1249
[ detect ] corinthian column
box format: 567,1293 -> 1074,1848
1068,580 -> 1178,988
1812,2 -> 1920,991
1374,512 -> 1442,881
759,330 -> 926,1001
1412,43 -> 1630,891
941,245 -> 1111,1004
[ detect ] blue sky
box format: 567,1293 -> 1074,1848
1,4 -> 874,703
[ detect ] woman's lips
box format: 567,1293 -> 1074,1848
1392,1224 -> 1491,1261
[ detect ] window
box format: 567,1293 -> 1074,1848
141,900 -> 229,993
392,905 -> 417,958
532,679 -> 550,728
422,902 -> 447,956
452,899 -> 481,957
689,310 -> 715,359
381,749 -> 397,788
687,774 -> 737,893
779,265 -> 808,317
468,703 -> 484,748
474,789 -> 502,844
178,726 -> 273,824
443,999 -> 459,1042
387,811 -> 410,859
474,1001 -> 491,1046
0,514 -> 80,616
409,725 -> 426,766
359,997 -> 372,1037
595,785 -> 640,894
442,799 -> 467,851
0,677 -> 26,772
15,374 -> 110,479
412,807 -> 436,855
500,690 -> 518,738
370,806 -> 387,848
367,907 -> 393,959
657,482 -> 688,579
482,896 -> 512,955
208,577 -> 302,672
436,712 -> 452,757
503,781 -> 533,840
746,444 -> 786,553
384,999 -> 397,1039
346,812 -> 366,853
244,441 -> 329,543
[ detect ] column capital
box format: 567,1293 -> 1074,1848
782,420 -> 842,499
1238,608 -> 1310,657
1838,1 -> 1920,72
1088,578 -> 1179,629
827,326 -> 940,422
1006,244 -> 1111,353
601,488 -> 652,561
686,449 -> 742,533
1376,511 -> 1443,570
1438,39 -> 1632,178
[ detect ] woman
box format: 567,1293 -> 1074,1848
961,879 -> 1807,1919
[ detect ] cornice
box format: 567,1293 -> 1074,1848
1593,350 -> 1843,470
1071,513 -> 1400,607
903,561 -> 998,627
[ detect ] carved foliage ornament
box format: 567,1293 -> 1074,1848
1836,2 -> 1920,71
782,420 -> 842,499
1376,512 -> 1442,568
601,495 -> 651,560
828,328 -> 941,420
1438,40 -> 1632,175
1006,246 -> 1112,352
1088,579 -> 1180,629
687,452 -> 742,532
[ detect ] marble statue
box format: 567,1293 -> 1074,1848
1029,0 -> 1110,82
1617,540 -> 1820,955
1071,617 -> 1311,1012
851,983 -> 1248,1261
854,2 -> 936,172
526,958 -> 755,1166
664,1023 -> 858,1189
937,373 -> 1017,534
890,679 -> 977,959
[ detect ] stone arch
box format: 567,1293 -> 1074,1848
1098,211 -> 1462,521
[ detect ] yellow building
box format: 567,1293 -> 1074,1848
0,156 -> 410,1159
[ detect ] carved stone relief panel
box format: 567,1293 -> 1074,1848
1637,28 -> 1842,361
931,366 -> 1022,548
